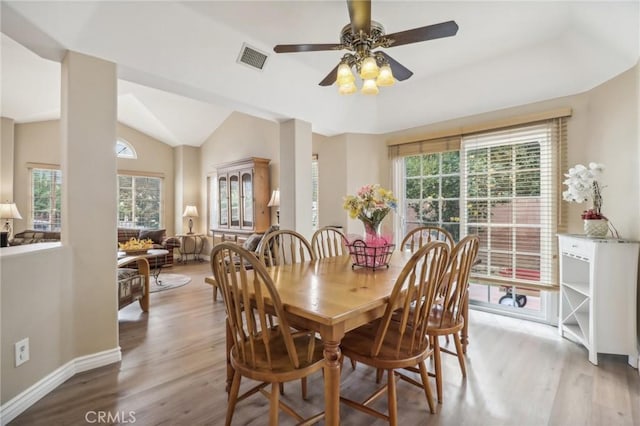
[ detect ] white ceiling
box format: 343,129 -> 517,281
1,1 -> 638,147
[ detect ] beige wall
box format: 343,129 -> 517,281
174,145 -> 201,235
384,64 -> 639,241
199,111 -> 280,247
117,124 -> 176,235
13,120 -> 60,233
1,245 -> 73,404
10,121 -> 176,235
314,133 -> 349,229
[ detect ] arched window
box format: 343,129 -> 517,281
116,139 -> 137,159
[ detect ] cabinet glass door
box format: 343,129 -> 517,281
218,177 -> 228,227
230,174 -> 240,227
241,171 -> 253,228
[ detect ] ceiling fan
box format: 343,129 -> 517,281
273,0 -> 459,94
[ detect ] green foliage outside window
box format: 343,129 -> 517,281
32,168 -> 62,231
118,175 -> 162,229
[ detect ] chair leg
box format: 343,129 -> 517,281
350,358 -> 357,370
418,361 -> 436,414
433,336 -> 443,403
387,369 -> 398,426
269,382 -> 280,425
301,377 -> 308,400
376,368 -> 383,384
453,332 -> 467,377
226,370 -> 241,426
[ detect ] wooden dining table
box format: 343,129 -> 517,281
223,250 -> 470,425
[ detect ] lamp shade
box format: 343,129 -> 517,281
182,205 -> 199,218
0,203 -> 22,220
267,189 -> 280,207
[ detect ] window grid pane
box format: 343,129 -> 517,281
118,175 -> 162,229
402,152 -> 461,241
399,120 -> 562,315
312,157 -> 319,229
31,168 -> 62,231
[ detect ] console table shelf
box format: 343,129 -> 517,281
558,234 -> 639,368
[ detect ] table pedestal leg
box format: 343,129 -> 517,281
323,340 -> 342,426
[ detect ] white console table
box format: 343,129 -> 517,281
558,234 -> 639,368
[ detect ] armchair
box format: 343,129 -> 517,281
117,256 -> 150,312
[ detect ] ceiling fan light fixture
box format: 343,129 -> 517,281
338,81 -> 357,95
360,56 -> 379,80
376,64 -> 395,87
337,62 -> 355,85
361,79 -> 379,95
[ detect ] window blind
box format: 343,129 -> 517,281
388,136 -> 461,159
462,118 -> 566,289
31,168 -> 62,231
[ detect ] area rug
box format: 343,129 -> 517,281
149,273 -> 191,293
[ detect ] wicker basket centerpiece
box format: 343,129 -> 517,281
346,238 -> 395,270
119,237 -> 154,256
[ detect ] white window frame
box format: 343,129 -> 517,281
116,138 -> 137,159
117,174 -> 164,229
30,166 -> 62,231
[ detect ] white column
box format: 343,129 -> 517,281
61,51 -> 118,354
279,119 -> 313,240
0,117 -> 15,203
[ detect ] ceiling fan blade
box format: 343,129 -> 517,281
385,20 -> 459,48
274,43 -> 343,53
376,51 -> 413,81
319,63 -> 340,86
347,0 -> 371,35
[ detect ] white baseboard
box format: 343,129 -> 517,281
0,347 -> 121,425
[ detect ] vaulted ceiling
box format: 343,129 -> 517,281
1,1 -> 638,147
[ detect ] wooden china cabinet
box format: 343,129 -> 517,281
213,157 -> 270,240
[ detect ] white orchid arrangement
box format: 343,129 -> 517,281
562,162 -> 605,219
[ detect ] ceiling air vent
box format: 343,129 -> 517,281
237,43 -> 269,71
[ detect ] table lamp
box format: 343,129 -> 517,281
182,205 -> 199,235
267,189 -> 280,224
0,202 -> 22,247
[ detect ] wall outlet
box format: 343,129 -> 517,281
15,338 -> 29,367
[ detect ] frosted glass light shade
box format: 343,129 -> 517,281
359,57 -> 379,80
376,64 -> 395,87
338,81 -> 357,95
336,63 -> 355,85
361,79 -> 379,95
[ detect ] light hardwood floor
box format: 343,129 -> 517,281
10,261 -> 640,425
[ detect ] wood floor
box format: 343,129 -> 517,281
9,261 -> 640,425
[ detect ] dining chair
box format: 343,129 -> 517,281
311,226 -> 348,259
401,226 -> 455,253
426,235 -> 479,403
258,229 -> 315,267
339,241 -> 450,423
210,242 -> 325,426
